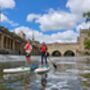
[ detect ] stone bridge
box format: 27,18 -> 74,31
47,29 -> 90,56
47,43 -> 80,56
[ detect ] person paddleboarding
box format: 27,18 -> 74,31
24,39 -> 32,65
40,42 -> 48,67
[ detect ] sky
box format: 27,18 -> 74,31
0,0 -> 90,43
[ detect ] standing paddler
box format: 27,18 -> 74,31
40,42 -> 48,67
24,39 -> 32,65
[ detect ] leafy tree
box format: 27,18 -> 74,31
84,37 -> 90,49
84,31 -> 90,50
83,12 -> 90,50
83,12 -> 90,22
88,31 -> 90,36
83,12 -> 90,17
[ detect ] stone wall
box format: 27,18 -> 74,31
47,29 -> 90,56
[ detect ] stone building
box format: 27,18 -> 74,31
0,26 -> 26,54
0,26 -> 41,55
78,29 -> 90,55
47,28 -> 90,56
18,31 -> 26,39
0,26 -> 90,56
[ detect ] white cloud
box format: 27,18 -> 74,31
26,0 -> 90,32
14,26 -> 79,43
27,13 -> 40,22
27,10 -> 79,31
0,0 -> 15,9
77,22 -> 90,32
1,13 -> 8,22
50,30 -> 79,43
66,0 -> 90,14
1,13 -> 19,26
0,0 -> 17,26
14,26 -> 33,40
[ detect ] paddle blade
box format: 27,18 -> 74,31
47,57 -> 57,69
52,63 -> 57,69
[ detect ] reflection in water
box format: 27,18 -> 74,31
22,74 -> 31,90
80,73 -> 90,89
0,56 -> 90,90
2,72 -> 36,90
40,74 -> 48,90
22,74 -> 30,90
78,58 -> 90,90
20,73 -> 37,90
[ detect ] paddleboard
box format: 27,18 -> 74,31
3,67 -> 31,73
34,66 -> 50,74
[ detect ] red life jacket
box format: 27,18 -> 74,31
25,42 -> 31,51
40,45 -> 47,52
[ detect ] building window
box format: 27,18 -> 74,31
0,34 -> 1,48
4,36 -> 7,48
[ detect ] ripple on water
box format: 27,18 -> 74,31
0,56 -> 90,90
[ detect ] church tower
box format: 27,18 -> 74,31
19,31 -> 26,39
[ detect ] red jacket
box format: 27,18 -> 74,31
40,44 -> 47,52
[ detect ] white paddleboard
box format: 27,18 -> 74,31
3,67 -> 31,73
34,66 -> 50,74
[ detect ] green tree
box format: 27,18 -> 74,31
83,12 -> 90,17
84,38 -> 90,49
83,12 -> 90,22
84,31 -> 90,49
83,12 -> 90,50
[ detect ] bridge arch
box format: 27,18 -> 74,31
64,50 -> 75,56
52,50 -> 61,56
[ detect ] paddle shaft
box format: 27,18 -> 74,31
47,57 -> 57,69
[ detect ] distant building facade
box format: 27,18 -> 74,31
78,29 -> 90,55
0,26 -> 90,56
0,26 -> 40,55
0,26 -> 26,54
18,31 -> 26,39
47,28 -> 90,56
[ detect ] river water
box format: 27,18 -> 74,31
0,56 -> 90,90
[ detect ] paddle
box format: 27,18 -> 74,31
47,57 -> 57,69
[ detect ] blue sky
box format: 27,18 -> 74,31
0,0 -> 90,43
